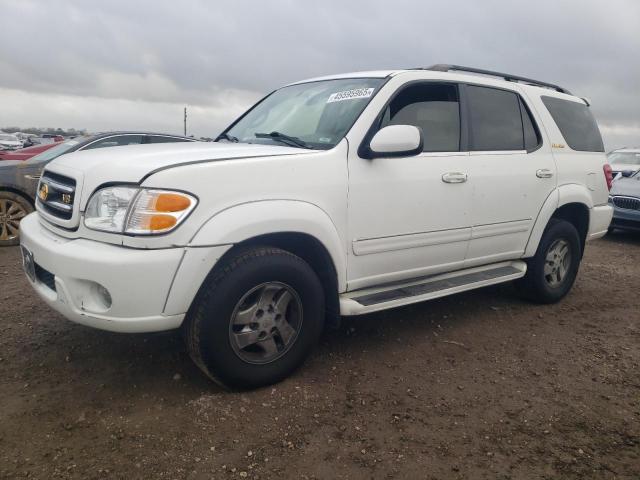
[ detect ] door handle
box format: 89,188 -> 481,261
442,172 -> 468,184
536,169 -> 554,179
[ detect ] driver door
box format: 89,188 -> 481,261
347,82 -> 472,290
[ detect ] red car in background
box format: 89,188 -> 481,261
0,142 -> 61,161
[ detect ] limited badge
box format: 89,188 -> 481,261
38,183 -> 49,201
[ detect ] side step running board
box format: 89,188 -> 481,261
340,261 -> 527,316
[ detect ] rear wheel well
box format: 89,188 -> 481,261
224,232 -> 341,328
551,203 -> 589,255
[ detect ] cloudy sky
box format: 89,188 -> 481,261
1,0 -> 638,149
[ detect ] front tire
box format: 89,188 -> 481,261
517,219 -> 581,304
183,246 -> 325,389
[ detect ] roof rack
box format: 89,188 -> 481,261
422,64 -> 572,95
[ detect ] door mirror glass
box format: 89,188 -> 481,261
368,125 -> 423,158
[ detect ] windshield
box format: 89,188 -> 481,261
223,78 -> 384,150
0,134 -> 18,141
608,152 -> 640,166
27,137 -> 88,163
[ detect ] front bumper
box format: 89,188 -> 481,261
610,205 -> 640,232
20,214 -> 189,333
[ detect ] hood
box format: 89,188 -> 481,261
49,141 -> 304,182
43,142 -> 310,216
610,176 -> 640,198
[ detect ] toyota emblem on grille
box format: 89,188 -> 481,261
38,183 -> 49,201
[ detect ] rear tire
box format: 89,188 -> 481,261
516,219 -> 581,304
0,192 -> 33,247
183,246 -> 325,389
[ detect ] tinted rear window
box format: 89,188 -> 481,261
466,85 -> 524,151
541,96 -> 604,152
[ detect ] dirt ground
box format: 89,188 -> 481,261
0,234 -> 639,480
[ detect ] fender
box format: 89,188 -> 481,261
523,184 -> 593,257
191,200 -> 346,286
193,199 -> 344,270
0,181 -> 33,201
163,200 -> 347,316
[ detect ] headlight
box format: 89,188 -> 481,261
84,186 -> 197,235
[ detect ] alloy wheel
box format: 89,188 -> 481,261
0,199 -> 28,242
544,238 -> 571,287
228,282 -> 303,364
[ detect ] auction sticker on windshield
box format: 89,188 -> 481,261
327,88 -> 375,103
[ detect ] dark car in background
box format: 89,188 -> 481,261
609,170 -> 640,233
0,132 -> 198,246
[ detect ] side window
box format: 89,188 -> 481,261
466,85 -> 524,151
147,135 -> 192,144
381,83 -> 460,152
83,135 -> 145,150
541,96 -> 604,152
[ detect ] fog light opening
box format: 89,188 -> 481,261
89,282 -> 112,311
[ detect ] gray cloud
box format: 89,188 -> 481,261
1,0 -> 638,147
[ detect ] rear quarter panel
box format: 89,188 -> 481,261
525,89 -> 609,206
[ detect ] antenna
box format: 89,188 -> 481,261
183,107 -> 187,136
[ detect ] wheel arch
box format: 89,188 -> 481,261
551,203 -> 589,255
166,200 -> 346,326
221,231 -> 341,328
0,186 -> 35,206
524,185 -> 592,257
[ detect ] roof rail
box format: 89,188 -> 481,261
423,64 -> 572,95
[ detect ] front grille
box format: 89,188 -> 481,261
35,263 -> 56,292
37,172 -> 77,220
612,196 -> 640,211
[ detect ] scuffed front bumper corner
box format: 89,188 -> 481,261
19,213 -> 187,333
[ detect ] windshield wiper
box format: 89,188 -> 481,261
254,131 -> 311,149
217,132 -> 239,143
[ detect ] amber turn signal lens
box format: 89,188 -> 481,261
149,214 -> 178,231
154,193 -> 192,212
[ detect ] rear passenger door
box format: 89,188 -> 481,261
462,84 -> 556,266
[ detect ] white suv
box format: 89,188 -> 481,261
20,65 -> 613,388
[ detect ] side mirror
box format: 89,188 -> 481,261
621,170 -> 634,178
366,125 -> 423,159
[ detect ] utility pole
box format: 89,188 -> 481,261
183,107 -> 187,136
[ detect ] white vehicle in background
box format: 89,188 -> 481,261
20,64 -> 613,388
13,132 -> 38,147
0,133 -> 22,151
607,148 -> 640,179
